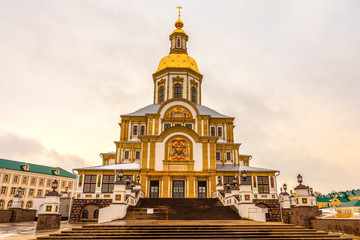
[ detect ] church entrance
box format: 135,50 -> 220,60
198,181 -> 207,198
172,180 -> 185,198
150,180 -> 159,198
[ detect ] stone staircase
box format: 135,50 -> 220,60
126,198 -> 241,220
37,224 -> 353,239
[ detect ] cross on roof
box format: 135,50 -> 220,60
176,5 -> 183,20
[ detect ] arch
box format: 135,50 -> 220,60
255,202 -> 273,221
82,209 -> 89,219
164,105 -> 193,120
26,201 -> 33,209
93,209 -> 99,219
158,86 -> 164,103
165,134 -> 193,161
80,204 -> 101,221
0,200 -> 4,209
7,200 -> 12,208
174,83 -> 182,98
158,125 -> 201,143
157,98 -> 200,117
191,87 -> 197,103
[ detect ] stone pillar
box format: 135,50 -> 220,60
12,194 -> 22,208
282,192 -> 291,209
36,190 -> 61,230
230,185 -> 240,196
239,184 -> 253,203
112,180 -> 127,204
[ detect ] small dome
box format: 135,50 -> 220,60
155,54 -> 200,74
175,19 -> 184,29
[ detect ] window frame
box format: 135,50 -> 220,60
135,151 -> 141,160
217,126 -> 223,137
185,123 -> 192,129
124,151 -> 130,160
257,176 -> 270,194
216,152 -> 221,161
1,187 -> 6,195
139,125 -> 145,136
132,125 -> 138,136
37,189 -> 43,197
164,123 -> 171,130
101,175 -> 115,193
158,86 -> 165,103
174,83 -> 182,98
210,126 -> 216,136
191,87 -> 197,103
83,175 -> 97,193
226,152 -> 231,161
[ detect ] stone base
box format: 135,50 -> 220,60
253,199 -> 282,222
0,210 -> 12,223
290,206 -> 321,228
36,214 -> 61,230
70,199 -> 112,222
9,208 -> 36,222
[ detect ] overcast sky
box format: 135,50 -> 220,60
0,0 -> 359,194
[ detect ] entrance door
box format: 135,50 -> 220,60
150,180 -> 159,198
172,180 -> 185,198
198,181 -> 207,198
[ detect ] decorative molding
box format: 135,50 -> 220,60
172,76 -> 184,83
190,79 -> 198,87
157,79 -> 165,86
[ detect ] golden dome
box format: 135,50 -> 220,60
175,19 -> 184,29
155,54 -> 200,74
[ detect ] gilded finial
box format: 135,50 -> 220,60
175,6 -> 184,29
176,5 -> 183,20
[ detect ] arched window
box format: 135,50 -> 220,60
94,209 -> 99,219
82,209 -> 89,219
177,38 -> 180,48
21,201 -> 24,208
26,201 -> 33,209
7,200 -> 12,208
191,87 -> 197,103
174,84 -> 182,98
158,86 -> 164,103
0,200 -> 4,209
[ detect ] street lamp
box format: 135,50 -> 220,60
280,187 -> 283,193
131,181 -> 135,188
309,188 -> 313,195
119,170 -> 124,181
232,176 -> 237,186
52,180 -> 58,192
240,170 -> 247,181
283,183 -> 287,192
137,175 -> 140,183
297,174 -> 303,185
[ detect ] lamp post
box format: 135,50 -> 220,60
283,183 -> 287,192
309,188 -> 313,196
118,170 -> 124,182
240,170 -> 247,182
137,175 -> 140,183
297,174 -> 303,185
232,176 -> 237,186
52,180 -> 58,192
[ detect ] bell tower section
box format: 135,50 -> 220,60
153,11 -> 203,105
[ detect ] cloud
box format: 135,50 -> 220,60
0,130 -> 88,171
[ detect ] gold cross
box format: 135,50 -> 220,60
176,5 -> 183,20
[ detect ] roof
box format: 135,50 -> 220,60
74,163 -> 141,171
337,200 -> 360,208
316,197 -> 332,203
0,158 -> 75,179
155,54 -> 200,74
123,104 -> 232,118
294,184 -> 309,190
335,197 -> 350,203
216,164 -> 279,172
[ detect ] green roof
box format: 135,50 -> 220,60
336,197 -> 350,203
338,200 -> 360,208
0,158 -> 76,178
316,197 -> 332,203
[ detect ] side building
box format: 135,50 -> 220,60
0,158 -> 76,210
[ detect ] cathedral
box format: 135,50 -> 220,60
70,10 -> 279,222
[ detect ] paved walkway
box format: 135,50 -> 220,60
1,220 -> 359,239
0,221 -> 85,240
